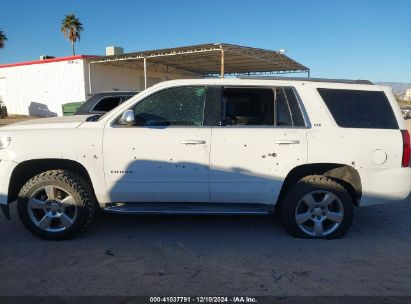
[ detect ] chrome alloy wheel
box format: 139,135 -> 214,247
295,190 -> 344,237
27,185 -> 78,232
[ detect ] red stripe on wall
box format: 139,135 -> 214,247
0,55 -> 98,69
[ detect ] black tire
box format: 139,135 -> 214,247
17,170 -> 98,240
280,175 -> 354,239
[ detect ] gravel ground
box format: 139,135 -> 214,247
0,202 -> 410,296
0,117 -> 410,296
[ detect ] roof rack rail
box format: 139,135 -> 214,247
238,76 -> 373,85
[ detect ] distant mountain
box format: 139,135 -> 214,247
376,82 -> 411,97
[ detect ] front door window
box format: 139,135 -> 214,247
133,86 -> 206,126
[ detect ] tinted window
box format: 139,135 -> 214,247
203,86 -> 223,126
93,97 -> 122,112
120,95 -> 134,103
284,88 -> 305,126
318,89 -> 398,129
134,86 -> 206,126
276,88 -> 292,126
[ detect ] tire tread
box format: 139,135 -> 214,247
280,174 -> 354,239
17,169 -> 97,240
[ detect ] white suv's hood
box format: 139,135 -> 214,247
0,115 -> 91,130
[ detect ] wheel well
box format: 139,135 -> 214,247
277,163 -> 362,207
8,159 -> 93,204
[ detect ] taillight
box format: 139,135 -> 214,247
401,130 -> 410,167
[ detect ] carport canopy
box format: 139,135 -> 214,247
89,43 -> 310,89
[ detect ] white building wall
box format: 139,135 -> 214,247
0,58 -> 198,116
0,59 -> 87,116
84,62 -> 196,96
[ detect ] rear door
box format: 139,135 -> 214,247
208,86 -> 308,204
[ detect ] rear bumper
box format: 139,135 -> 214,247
359,167 -> 411,207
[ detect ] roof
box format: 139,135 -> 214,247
0,55 -> 97,69
239,76 -> 373,85
89,43 -> 309,76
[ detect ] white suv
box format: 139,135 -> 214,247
0,78 -> 410,240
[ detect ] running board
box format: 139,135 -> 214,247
103,202 -> 274,215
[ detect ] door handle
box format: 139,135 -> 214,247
274,140 -> 300,145
181,140 -> 206,145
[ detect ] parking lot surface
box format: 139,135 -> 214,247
0,117 -> 410,296
0,202 -> 411,296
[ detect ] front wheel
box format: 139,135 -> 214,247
280,175 -> 354,239
17,170 -> 98,240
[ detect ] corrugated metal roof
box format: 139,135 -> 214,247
89,43 -> 309,76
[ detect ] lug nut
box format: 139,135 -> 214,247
47,208 -> 50,212
317,216 -> 321,220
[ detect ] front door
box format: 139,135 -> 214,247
209,86 -> 308,204
103,86 -> 211,203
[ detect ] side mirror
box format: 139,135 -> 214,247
119,110 -> 135,126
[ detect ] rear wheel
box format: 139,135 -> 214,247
17,170 -> 97,240
280,175 -> 354,239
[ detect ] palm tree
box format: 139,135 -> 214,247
0,29 -> 7,49
61,14 -> 83,55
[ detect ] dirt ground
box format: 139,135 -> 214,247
0,117 -> 410,296
0,115 -> 36,126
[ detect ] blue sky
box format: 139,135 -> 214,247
1,0 -> 410,82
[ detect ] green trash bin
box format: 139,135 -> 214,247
62,102 -> 84,116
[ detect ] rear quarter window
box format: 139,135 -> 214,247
318,88 -> 398,129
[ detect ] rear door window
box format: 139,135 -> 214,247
283,87 -> 305,127
318,89 -> 398,129
213,86 -> 306,127
222,88 -> 274,126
